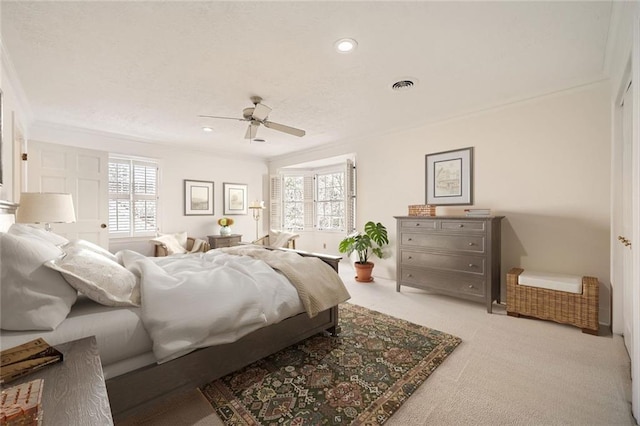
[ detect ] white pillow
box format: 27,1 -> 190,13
7,223 -> 69,246
45,248 -> 140,307
62,239 -> 118,263
0,233 -> 77,331
150,233 -> 187,255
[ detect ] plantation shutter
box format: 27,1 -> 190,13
304,175 -> 315,230
132,161 -> 158,235
270,175 -> 282,230
109,157 -> 158,237
108,158 -> 132,234
345,159 -> 356,233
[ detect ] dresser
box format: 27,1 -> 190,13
208,234 -> 242,248
395,216 -> 503,313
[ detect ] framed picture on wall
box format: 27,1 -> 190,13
223,182 -> 248,215
184,180 -> 214,215
425,147 -> 473,205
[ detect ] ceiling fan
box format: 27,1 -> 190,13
199,96 -> 305,140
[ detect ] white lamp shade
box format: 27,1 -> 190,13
17,193 -> 76,224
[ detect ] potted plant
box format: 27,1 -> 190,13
338,221 -> 389,282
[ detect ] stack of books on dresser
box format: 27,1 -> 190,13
464,208 -> 491,216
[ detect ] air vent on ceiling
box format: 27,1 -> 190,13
391,79 -> 417,91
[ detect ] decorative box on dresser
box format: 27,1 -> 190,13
394,216 -> 504,313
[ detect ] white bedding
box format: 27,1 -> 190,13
120,249 -> 307,363
1,242 -> 348,374
0,296 -> 152,368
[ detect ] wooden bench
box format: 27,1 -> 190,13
506,268 -> 599,335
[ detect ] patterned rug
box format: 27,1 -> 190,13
200,303 -> 461,425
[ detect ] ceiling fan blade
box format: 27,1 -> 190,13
244,123 -> 259,139
252,103 -> 271,121
198,114 -> 247,122
263,120 -> 306,137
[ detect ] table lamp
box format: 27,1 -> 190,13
16,192 -> 76,231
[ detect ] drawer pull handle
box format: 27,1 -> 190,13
459,224 -> 464,228
468,242 -> 474,246
408,238 -> 413,241
468,285 -> 474,289
468,263 -> 475,267
407,274 -> 413,278
415,223 -> 420,226
408,256 -> 413,259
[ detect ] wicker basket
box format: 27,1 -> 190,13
506,268 -> 599,335
408,205 -> 436,216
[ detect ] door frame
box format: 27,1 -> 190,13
631,13 -> 640,421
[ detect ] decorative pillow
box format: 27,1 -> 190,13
45,248 -> 140,307
62,239 -> 118,263
7,223 -> 69,246
150,233 -> 187,255
0,233 -> 77,331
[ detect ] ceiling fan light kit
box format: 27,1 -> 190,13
199,96 -> 305,141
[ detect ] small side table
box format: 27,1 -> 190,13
208,234 -> 242,248
6,336 -> 113,425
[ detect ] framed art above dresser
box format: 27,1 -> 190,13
395,215 -> 503,313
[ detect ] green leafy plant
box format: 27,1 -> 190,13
338,221 -> 389,264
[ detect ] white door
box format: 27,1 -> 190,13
621,83 -> 634,355
26,141 -> 109,247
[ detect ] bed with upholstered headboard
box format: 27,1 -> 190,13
0,201 -> 347,421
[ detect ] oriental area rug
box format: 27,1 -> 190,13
200,303 -> 461,425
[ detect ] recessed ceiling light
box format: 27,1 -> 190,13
334,38 -> 358,53
202,127 -> 213,132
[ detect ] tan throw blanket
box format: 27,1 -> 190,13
220,246 -> 350,317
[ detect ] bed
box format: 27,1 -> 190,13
0,201 -> 348,420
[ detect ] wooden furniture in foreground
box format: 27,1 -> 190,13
106,249 -> 342,422
6,336 -> 113,425
395,216 -> 504,313
153,237 -> 211,256
506,267 -> 599,335
208,234 -> 242,248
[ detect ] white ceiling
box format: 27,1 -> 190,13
1,1 -> 613,160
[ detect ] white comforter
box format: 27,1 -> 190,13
119,249 -> 348,364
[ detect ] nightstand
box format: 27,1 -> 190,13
208,234 -> 242,248
6,336 -> 113,425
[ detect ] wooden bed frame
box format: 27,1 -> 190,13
0,201 -> 343,420
106,248 -> 342,421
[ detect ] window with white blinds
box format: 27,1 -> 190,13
108,157 -> 158,237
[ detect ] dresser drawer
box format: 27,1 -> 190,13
400,220 -> 438,230
401,233 -> 485,253
401,250 -> 485,275
400,267 -> 485,297
440,220 -> 486,232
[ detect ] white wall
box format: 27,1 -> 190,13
28,123 -> 269,255
271,81 -> 612,324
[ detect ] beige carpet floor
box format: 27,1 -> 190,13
118,262 -> 637,426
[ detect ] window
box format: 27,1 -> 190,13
316,171 -> 344,231
271,159 -> 355,233
283,176 -> 305,230
108,157 -> 158,237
